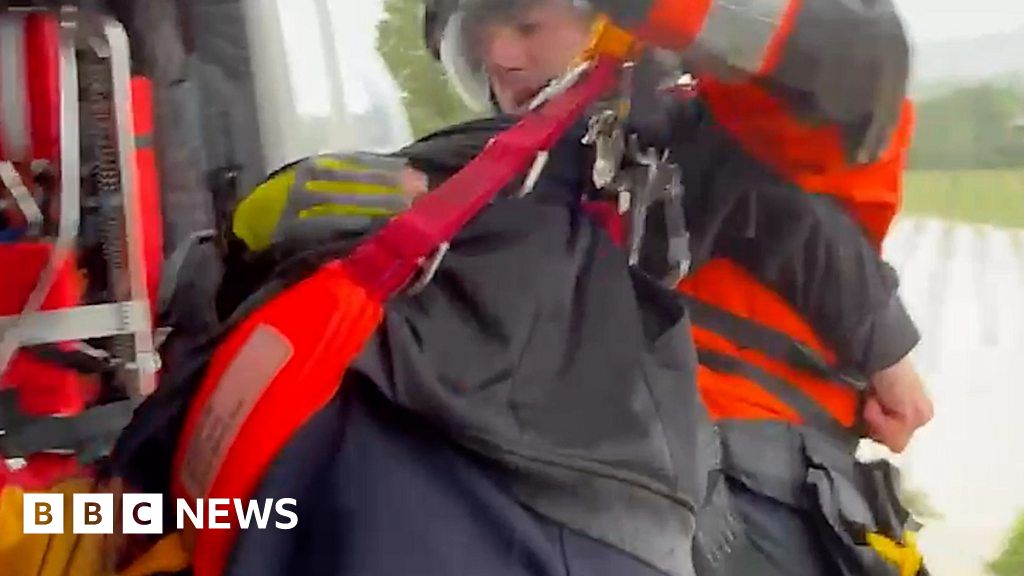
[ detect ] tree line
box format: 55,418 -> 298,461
908,83 -> 1024,170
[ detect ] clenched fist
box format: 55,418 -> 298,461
862,356 -> 934,453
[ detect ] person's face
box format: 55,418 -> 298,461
471,1 -> 592,113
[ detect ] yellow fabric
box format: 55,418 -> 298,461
297,204 -> 394,220
579,15 -> 641,63
0,483 -> 30,551
117,533 -> 191,576
570,16 -> 640,119
0,479 -> 109,576
232,168 -> 295,252
303,179 -> 398,196
0,484 -> 49,573
0,481 -> 192,576
866,531 -> 924,576
313,156 -> 377,173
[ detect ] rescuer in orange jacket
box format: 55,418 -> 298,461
423,1 -> 932,574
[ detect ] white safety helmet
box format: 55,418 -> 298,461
423,0 -> 594,112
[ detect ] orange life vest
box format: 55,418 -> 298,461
678,78 -> 916,436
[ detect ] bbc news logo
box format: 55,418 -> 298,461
22,494 -> 298,534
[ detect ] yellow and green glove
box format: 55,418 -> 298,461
232,152 -> 414,253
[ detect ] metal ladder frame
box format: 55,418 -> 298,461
0,6 -> 158,401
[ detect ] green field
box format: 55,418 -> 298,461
902,170 -> 1024,228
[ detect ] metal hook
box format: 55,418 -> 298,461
401,242 -> 451,296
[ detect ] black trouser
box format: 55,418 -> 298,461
228,382 -> 677,576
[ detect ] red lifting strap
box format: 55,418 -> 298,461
173,56 -> 621,576
25,13 -> 60,164
344,56 -> 620,299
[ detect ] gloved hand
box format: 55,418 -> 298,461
232,152 -> 428,253
863,356 -> 934,453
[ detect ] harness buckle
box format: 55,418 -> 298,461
398,241 -> 451,297
614,136 -> 692,285
583,109 -> 627,190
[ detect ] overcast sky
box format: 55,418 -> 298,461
352,0 -> 1024,44
898,0 -> 1024,42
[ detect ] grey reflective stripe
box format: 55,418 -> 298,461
285,154 -> 409,217
300,162 -> 405,191
135,133 -> 154,150
306,152 -> 408,181
289,191 -> 408,217
698,349 -> 853,441
693,0 -> 789,74
257,154 -> 410,248
0,14 -> 30,160
683,294 -> 866,389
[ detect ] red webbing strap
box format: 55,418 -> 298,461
25,13 -> 60,164
172,263 -> 384,576
130,76 -> 163,314
173,57 -> 621,576
343,56 -> 621,299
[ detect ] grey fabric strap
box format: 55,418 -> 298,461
715,420 -> 899,536
0,397 -> 141,461
157,229 -> 217,316
683,294 -> 865,390
698,349 -> 852,442
23,342 -> 121,374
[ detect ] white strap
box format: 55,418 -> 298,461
0,14 -> 30,161
0,161 -> 43,233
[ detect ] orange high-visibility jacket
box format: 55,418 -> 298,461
598,0 -> 917,434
